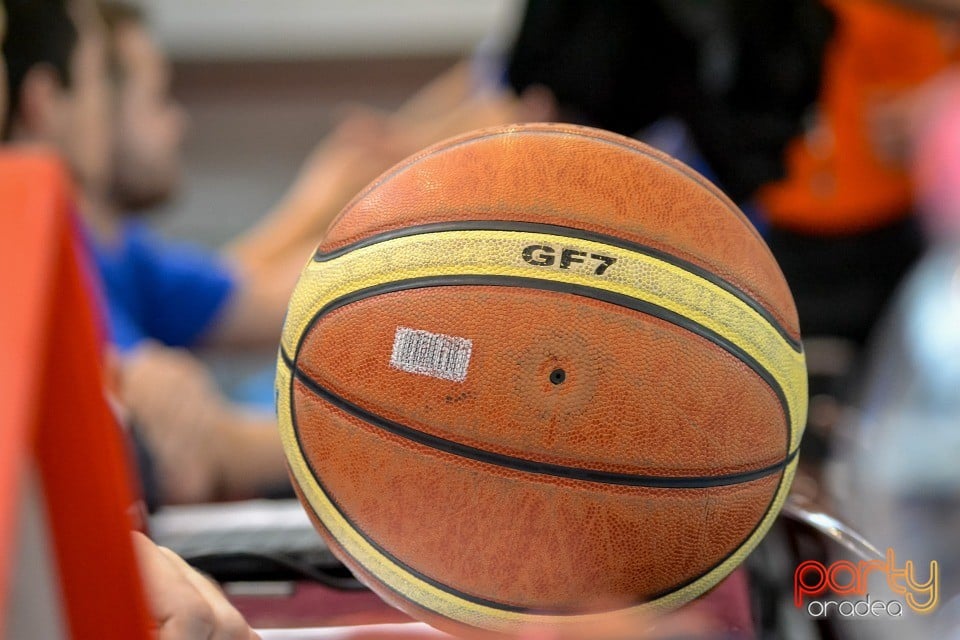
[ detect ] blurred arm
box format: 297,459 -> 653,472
222,63 -> 540,277
223,136 -> 379,274
121,343 -> 288,504
204,249 -> 309,349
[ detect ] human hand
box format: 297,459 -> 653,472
120,343 -> 227,503
133,531 -> 260,640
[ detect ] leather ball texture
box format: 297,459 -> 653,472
276,123 -> 807,636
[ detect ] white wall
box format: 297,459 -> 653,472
141,0 -> 524,60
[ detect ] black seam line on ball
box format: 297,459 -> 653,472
288,347 -> 797,615
279,320 -> 799,617
311,220 -> 802,353
333,127 -> 766,249
287,273 -> 794,453
280,348 -> 797,490
292,442 -> 793,617
290,474 -> 533,615
287,343 -> 796,614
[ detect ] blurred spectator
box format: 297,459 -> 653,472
506,0 -> 960,351
1,2 -> 261,637
89,0 -> 548,499
93,2 -> 300,354
3,0 -> 111,196
757,0 -> 960,347
3,0 -> 288,505
507,0 -> 834,204
61,0 -> 544,503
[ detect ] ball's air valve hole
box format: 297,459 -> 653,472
549,368 -> 566,385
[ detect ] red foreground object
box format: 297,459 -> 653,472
0,150 -> 151,638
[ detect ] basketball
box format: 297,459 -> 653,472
275,123 -> 807,635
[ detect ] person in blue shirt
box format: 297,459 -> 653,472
2,1 -> 265,637
64,0 -> 553,503
88,220 -> 237,351
5,0 -> 297,505
96,1 -> 314,355
58,0 -> 535,505
98,2 -> 320,504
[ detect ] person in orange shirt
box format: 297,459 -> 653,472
758,0 -> 960,345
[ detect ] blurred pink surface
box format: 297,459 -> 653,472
256,622 -> 451,639
914,78 -> 960,236
232,567 -> 754,638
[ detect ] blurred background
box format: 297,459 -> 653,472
4,0 -> 959,637
145,0 -> 522,245
63,0 -> 960,631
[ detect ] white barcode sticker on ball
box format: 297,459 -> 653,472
390,327 -> 473,382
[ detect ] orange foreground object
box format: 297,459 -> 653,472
277,124 -> 808,636
0,151 -> 150,638
758,0 -> 960,235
